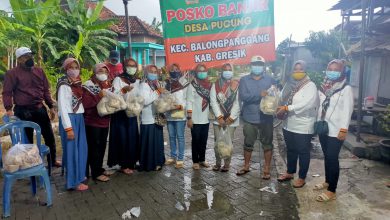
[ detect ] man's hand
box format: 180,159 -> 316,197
6,110 -> 13,117
187,119 -> 193,129
261,90 -> 268,97
66,130 -> 75,140
49,108 -> 56,121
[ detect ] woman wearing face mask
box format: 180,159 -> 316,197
82,63 -> 112,182
57,58 -> 88,191
276,60 -> 319,188
139,65 -> 166,171
210,63 -> 240,172
186,64 -> 212,170
107,58 -> 141,175
314,59 -> 353,202
164,63 -> 190,169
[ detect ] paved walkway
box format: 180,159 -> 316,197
1,124 -> 300,220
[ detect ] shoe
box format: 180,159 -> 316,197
199,161 -> 210,168
192,163 -> 200,170
175,161 -> 184,169
165,158 -> 175,165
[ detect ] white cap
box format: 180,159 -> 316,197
15,47 -> 32,59
251,55 -> 265,63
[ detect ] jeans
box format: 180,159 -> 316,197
283,129 -> 312,179
319,135 -> 343,193
191,123 -> 210,163
167,120 -> 186,161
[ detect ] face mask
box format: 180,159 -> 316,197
326,70 -> 341,80
110,60 -> 118,65
222,71 -> 233,80
67,69 -> 80,78
251,66 -> 264,75
126,67 -> 137,75
25,58 -> 34,68
147,73 -> 158,81
96,73 -> 108,82
291,72 -> 306,80
170,71 -> 181,79
197,71 -> 208,80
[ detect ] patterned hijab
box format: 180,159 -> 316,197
281,60 -> 311,104
191,64 -> 212,111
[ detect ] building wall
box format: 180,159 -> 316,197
291,47 -> 323,72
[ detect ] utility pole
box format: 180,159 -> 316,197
123,0 -> 132,57
357,0 -> 367,142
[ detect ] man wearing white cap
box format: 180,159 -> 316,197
236,55 -> 275,180
2,47 -> 61,167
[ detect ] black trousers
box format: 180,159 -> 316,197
319,135 -> 343,193
85,125 -> 109,179
14,106 -> 57,165
191,123 -> 210,163
283,129 -> 312,179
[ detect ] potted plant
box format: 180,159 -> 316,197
376,105 -> 390,162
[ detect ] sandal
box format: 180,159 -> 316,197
199,161 -> 210,168
220,166 -> 229,172
314,183 -> 329,190
120,168 -> 134,175
262,171 -> 271,180
103,170 -> 116,176
316,192 -> 336,202
277,173 -> 294,182
192,163 -> 200,170
236,168 -> 250,176
53,161 -> 62,168
212,165 -> 221,171
76,183 -> 89,191
293,179 -> 306,188
95,175 -> 110,182
155,166 -> 162,171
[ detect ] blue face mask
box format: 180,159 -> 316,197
222,71 -> 233,80
326,70 -> 341,80
169,71 -> 181,79
251,66 -> 264,75
197,72 -> 208,80
147,73 -> 158,81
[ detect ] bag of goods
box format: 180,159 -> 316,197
125,95 -> 145,117
154,93 -> 177,113
3,144 -> 43,173
260,85 -> 280,115
216,127 -> 233,160
97,90 -> 127,116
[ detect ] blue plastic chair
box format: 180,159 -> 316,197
0,120 -> 53,218
2,116 -> 52,176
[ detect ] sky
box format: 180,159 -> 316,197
0,0 -> 342,45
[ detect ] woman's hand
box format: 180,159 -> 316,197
66,130 -> 75,140
337,129 -> 348,141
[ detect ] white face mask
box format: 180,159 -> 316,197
96,73 -> 108,82
126,67 -> 137,75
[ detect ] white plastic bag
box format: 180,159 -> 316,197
125,95 -> 145,117
216,127 -> 233,160
154,93 -> 177,113
97,90 -> 127,116
260,85 -> 280,115
3,144 -> 43,173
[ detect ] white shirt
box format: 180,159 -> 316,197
139,81 -> 160,125
317,85 -> 354,137
166,86 -> 188,121
112,77 -> 140,99
210,83 -> 240,127
57,84 -> 84,129
283,82 -> 319,134
186,83 -> 210,124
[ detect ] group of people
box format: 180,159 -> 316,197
3,47 -> 353,203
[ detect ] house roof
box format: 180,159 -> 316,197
330,0 -> 390,11
86,2 -> 162,39
347,36 -> 390,54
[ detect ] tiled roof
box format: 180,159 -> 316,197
86,2 -> 162,38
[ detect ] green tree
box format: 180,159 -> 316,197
60,0 -> 118,67
304,30 -> 345,67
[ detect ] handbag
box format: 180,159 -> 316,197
314,120 -> 329,135
154,113 -> 167,127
